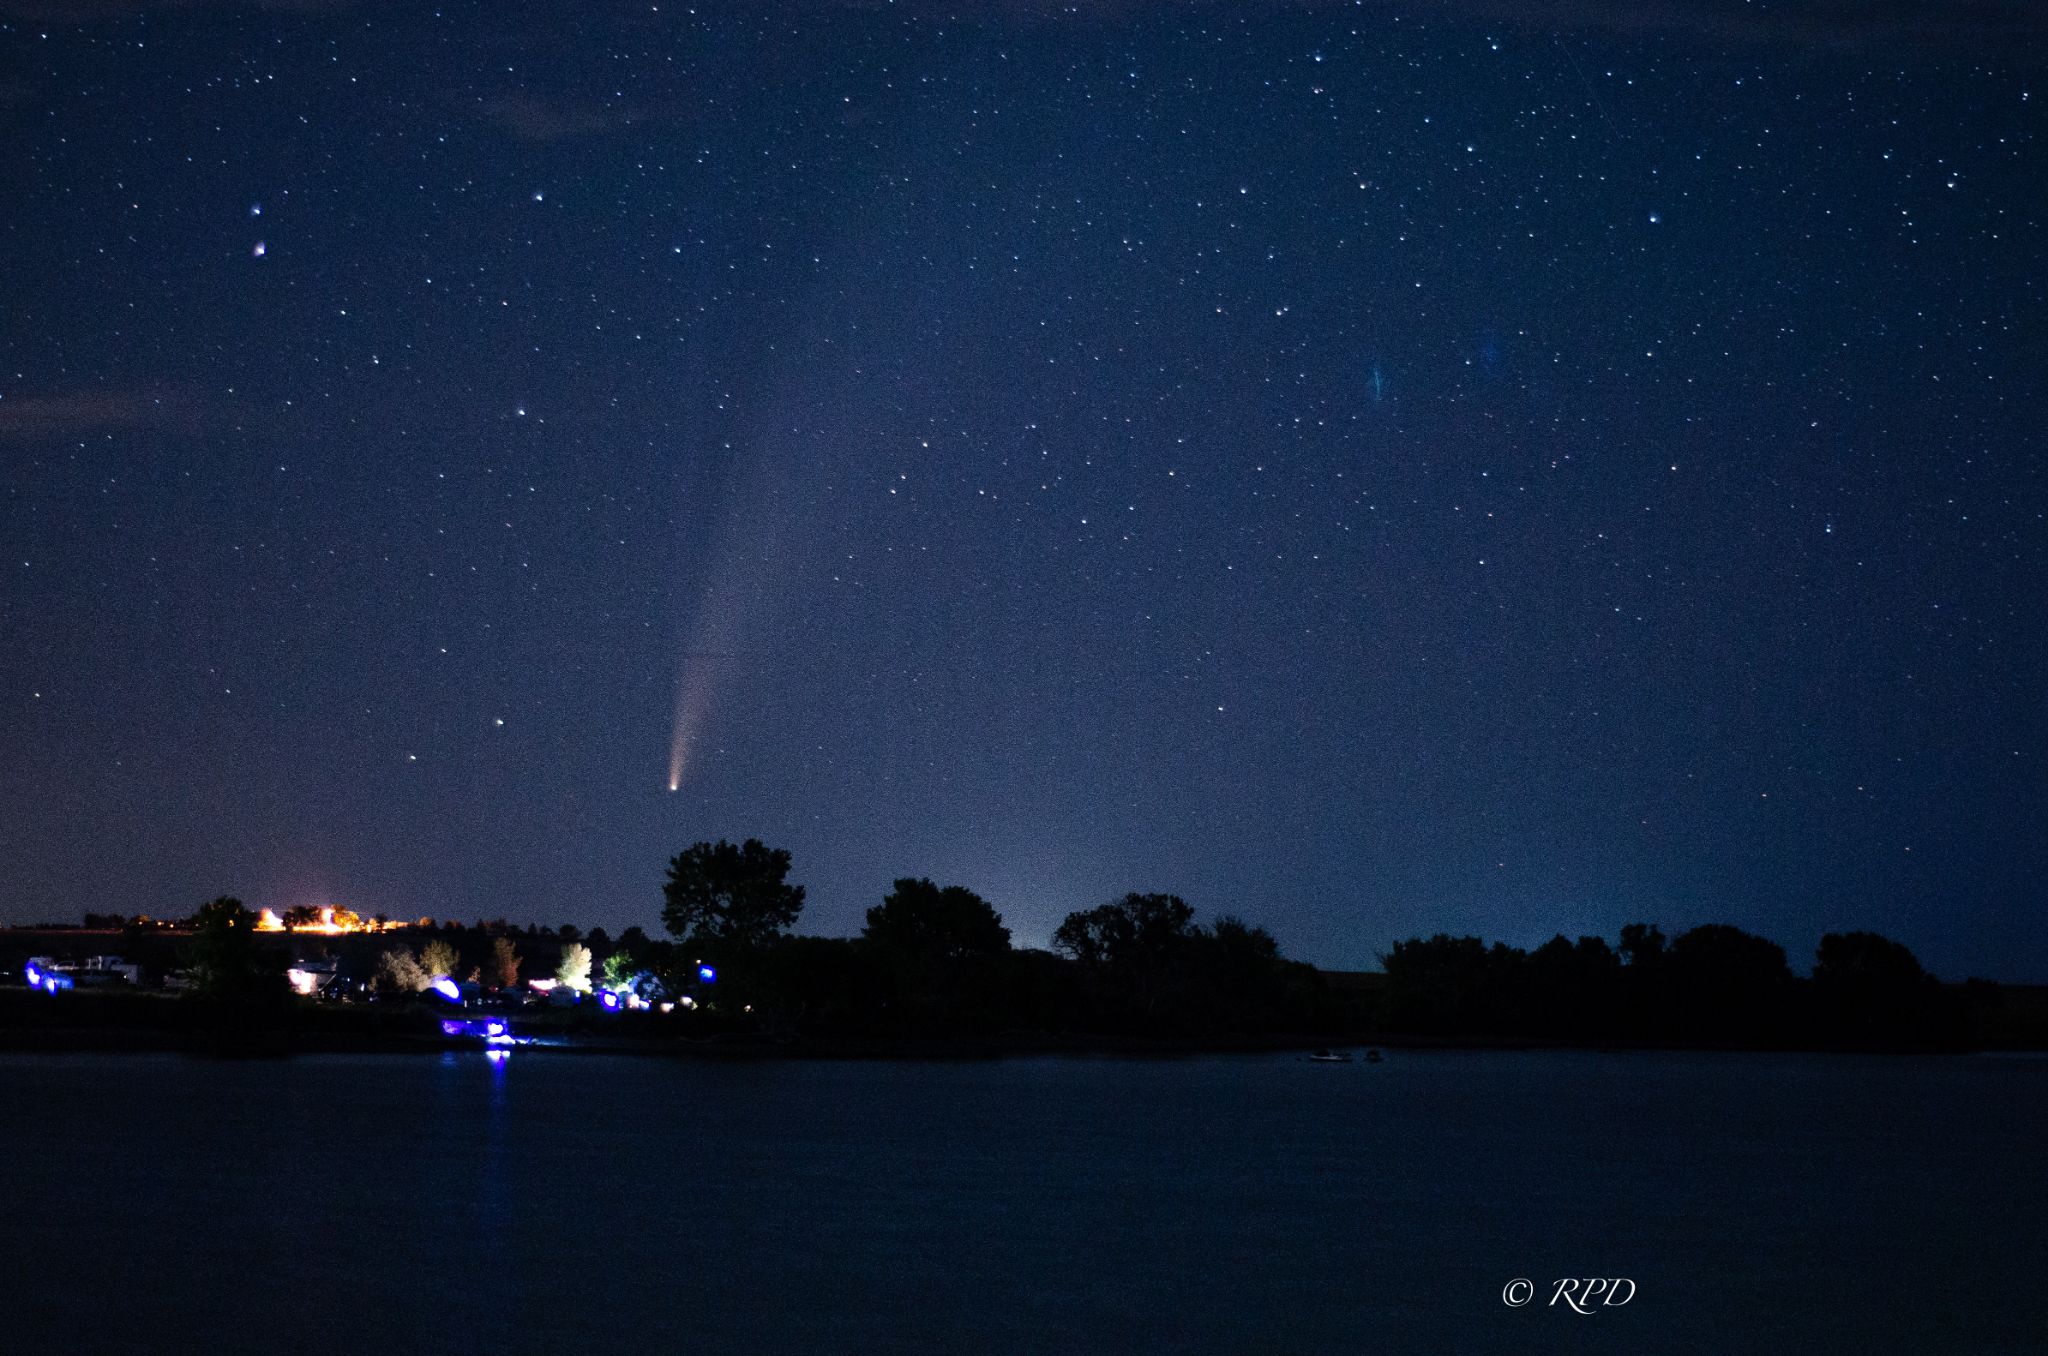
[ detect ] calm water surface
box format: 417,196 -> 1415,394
2,1049 -> 2042,1354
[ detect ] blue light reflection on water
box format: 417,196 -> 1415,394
0,1050 -> 2042,1355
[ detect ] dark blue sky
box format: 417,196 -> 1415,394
3,2 -> 2042,979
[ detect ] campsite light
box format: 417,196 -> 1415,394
429,976 -> 461,1002
697,965 -> 717,984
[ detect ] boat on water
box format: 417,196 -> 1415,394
1306,1049 -> 1352,1063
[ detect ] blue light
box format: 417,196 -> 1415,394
43,974 -> 71,994
24,963 -> 41,987
599,989 -> 620,1010
485,1048 -> 510,1064
485,1019 -> 506,1037
697,965 -> 717,984
430,976 -> 461,1002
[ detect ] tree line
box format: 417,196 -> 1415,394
1377,924 -> 1975,1048
72,838 -> 1989,1049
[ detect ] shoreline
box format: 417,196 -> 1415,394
0,1023 -> 2029,1060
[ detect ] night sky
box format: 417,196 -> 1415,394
3,2 -> 2042,980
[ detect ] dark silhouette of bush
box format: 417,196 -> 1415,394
1660,924 -> 1794,1043
1053,893 -> 1200,1030
856,880 -> 1016,1035
1812,931 -> 1959,1047
1379,935 -> 1532,1034
186,897 -> 289,1004
758,934 -> 873,1032
866,879 -> 1011,961
1177,915 -> 1329,1035
1368,922 -> 1967,1048
1526,934 -> 1623,1038
1051,894 -> 1324,1036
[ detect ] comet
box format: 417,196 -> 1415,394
661,404 -> 800,792
667,653 -> 726,791
668,641 -> 741,791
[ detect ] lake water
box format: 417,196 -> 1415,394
1,1049 -> 2041,1354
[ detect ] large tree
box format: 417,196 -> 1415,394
555,942 -> 594,992
661,838 -> 805,955
419,938 -> 461,982
378,946 -> 431,994
1813,931 -> 1949,1046
490,936 -> 522,989
1052,892 -> 1195,970
1662,923 -> 1794,1041
187,896 -> 286,1001
1052,893 -> 1199,1022
864,878 -> 1010,961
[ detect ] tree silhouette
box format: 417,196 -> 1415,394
864,878 -> 1010,961
1527,934 -> 1622,1036
661,838 -> 805,956
1814,931 -> 1951,1046
1618,923 -> 1667,967
1053,892 -> 1195,970
1664,924 -> 1793,1041
1181,915 -> 1322,1034
187,897 -> 286,1001
1380,934 -> 1526,1033
1053,893 -> 1200,1024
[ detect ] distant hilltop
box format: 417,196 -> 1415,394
11,909 -> 455,936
